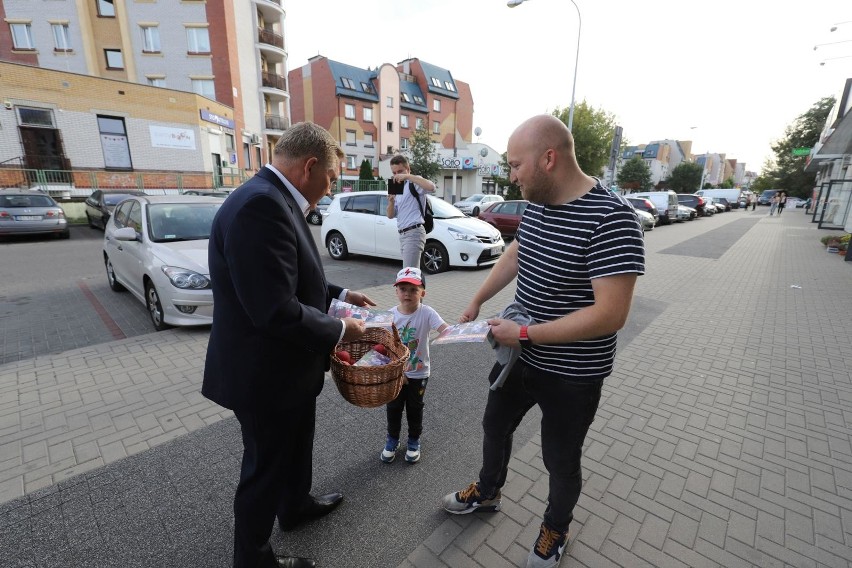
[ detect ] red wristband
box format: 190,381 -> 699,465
519,325 -> 530,344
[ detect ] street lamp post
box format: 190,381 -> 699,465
508,0 -> 582,132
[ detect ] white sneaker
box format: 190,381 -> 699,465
380,435 -> 399,463
526,523 -> 568,568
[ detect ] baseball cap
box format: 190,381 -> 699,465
394,266 -> 424,287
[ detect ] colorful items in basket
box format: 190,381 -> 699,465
353,347 -> 392,367
327,298 -> 394,329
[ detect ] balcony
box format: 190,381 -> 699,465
261,71 -> 286,91
265,114 -> 289,131
257,27 -> 284,50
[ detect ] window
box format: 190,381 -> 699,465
97,115 -> 132,169
186,27 -> 210,54
344,104 -> 355,119
104,49 -> 124,69
364,132 -> 373,147
433,121 -> 440,134
431,77 -> 441,87
401,93 -> 411,103
415,117 -> 424,130
225,133 -> 235,151
140,25 -> 160,53
17,107 -> 55,127
444,81 -> 456,92
341,77 -> 355,89
97,0 -> 115,17
52,24 -> 72,51
400,115 -> 409,128
255,147 -> 262,170
360,81 -> 374,94
191,79 -> 215,99
387,146 -> 393,155
401,138 -> 409,150
413,95 -> 424,105
345,130 -> 356,145
146,76 -> 165,87
346,155 -> 357,169
10,23 -> 34,50
243,142 -> 251,169
386,121 -> 393,132
363,107 -> 373,122
433,99 -> 441,112
386,96 -> 393,108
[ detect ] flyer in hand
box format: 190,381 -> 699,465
328,298 -> 395,329
431,320 -> 491,345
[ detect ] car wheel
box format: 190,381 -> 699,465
471,206 -> 480,217
145,281 -> 170,331
326,231 -> 349,260
422,241 -> 449,274
307,211 -> 322,225
105,256 -> 125,292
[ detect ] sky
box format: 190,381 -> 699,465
285,0 -> 851,174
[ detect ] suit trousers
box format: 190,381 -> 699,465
398,226 -> 426,269
232,401 -> 316,568
478,361 -> 602,533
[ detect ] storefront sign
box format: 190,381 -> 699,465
200,109 -> 235,130
149,126 -> 197,150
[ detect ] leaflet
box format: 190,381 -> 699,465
431,320 -> 491,345
327,298 -> 395,329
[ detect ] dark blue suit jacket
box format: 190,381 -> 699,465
202,167 -> 344,412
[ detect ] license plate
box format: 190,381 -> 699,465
17,215 -> 41,221
490,245 -> 502,256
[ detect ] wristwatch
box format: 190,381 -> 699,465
519,325 -> 531,346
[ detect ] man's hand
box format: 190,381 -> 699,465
387,194 -> 395,203
392,173 -> 410,183
342,317 -> 367,341
345,291 -> 376,307
486,318 -> 522,347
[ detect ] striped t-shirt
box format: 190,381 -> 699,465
515,181 -> 645,381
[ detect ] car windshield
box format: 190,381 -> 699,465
318,196 -> 332,206
104,194 -> 137,206
0,195 -> 56,207
429,196 -> 466,219
148,203 -> 222,242
465,194 -> 485,203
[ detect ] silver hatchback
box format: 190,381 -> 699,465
0,189 -> 69,239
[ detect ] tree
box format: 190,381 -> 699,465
761,96 -> 834,198
491,152 -> 522,200
719,177 -> 735,189
406,124 -> 440,182
668,162 -> 703,193
358,159 -> 374,180
616,156 -> 652,192
552,101 -> 617,176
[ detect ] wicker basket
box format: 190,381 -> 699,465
330,325 -> 409,408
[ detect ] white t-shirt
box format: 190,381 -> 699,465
391,303 -> 446,379
393,181 -> 426,231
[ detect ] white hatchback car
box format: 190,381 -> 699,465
321,191 -> 505,274
453,193 -> 504,216
102,194 -> 223,330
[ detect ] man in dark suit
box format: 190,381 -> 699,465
203,122 -> 373,568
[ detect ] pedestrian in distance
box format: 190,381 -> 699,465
777,191 -> 788,215
769,193 -> 780,215
203,121 -> 375,568
752,195 -> 757,211
385,155 -> 437,268
441,115 -> 645,568
380,266 -> 449,465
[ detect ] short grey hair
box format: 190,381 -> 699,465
273,121 -> 343,167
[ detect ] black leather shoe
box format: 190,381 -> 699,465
279,492 -> 344,531
273,556 -> 316,568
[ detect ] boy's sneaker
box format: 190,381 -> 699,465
526,523 -> 568,568
404,438 -> 421,463
380,435 -> 399,463
441,482 -> 501,514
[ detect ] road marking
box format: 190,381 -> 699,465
77,280 -> 127,340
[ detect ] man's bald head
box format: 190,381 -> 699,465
510,114 -> 574,158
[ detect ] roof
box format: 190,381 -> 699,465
326,60 -> 379,103
399,80 -> 428,112
417,60 -> 460,100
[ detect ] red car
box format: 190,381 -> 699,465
478,200 -> 528,239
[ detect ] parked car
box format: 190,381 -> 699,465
453,193 -> 504,216
182,190 -> 231,198
676,194 -> 709,217
477,200 -> 528,239
85,190 -> 147,230
695,188 -> 742,209
757,189 -> 779,206
308,195 -> 333,225
633,208 -> 655,232
0,188 -> 69,239
704,197 -> 725,214
102,194 -> 223,331
676,204 -> 697,222
629,191 -> 679,225
785,197 -> 806,209
321,191 -> 504,274
715,197 -> 732,211
626,197 -> 660,226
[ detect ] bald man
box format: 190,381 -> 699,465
441,115 -> 646,568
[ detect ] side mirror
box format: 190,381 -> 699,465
113,227 -> 138,241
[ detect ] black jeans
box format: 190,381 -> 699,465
478,361 -> 602,533
386,377 -> 428,440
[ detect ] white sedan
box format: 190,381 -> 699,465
321,191 -> 505,274
102,195 -> 223,331
453,193 -> 504,216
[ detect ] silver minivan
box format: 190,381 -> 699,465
629,191 -> 679,225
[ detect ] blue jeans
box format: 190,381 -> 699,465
478,361 -> 602,533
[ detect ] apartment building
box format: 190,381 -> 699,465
288,55 -> 496,201
0,0 -> 289,172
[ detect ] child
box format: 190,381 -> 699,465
381,266 -> 448,464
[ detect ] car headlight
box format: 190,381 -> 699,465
447,227 -> 480,243
162,266 -> 210,289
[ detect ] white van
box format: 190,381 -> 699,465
696,189 -> 743,209
630,191 -> 679,225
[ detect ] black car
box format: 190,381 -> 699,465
626,197 -> 660,225
676,194 -> 709,217
85,190 -> 147,230
715,197 -> 732,212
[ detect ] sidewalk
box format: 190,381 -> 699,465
2,208 -> 851,567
